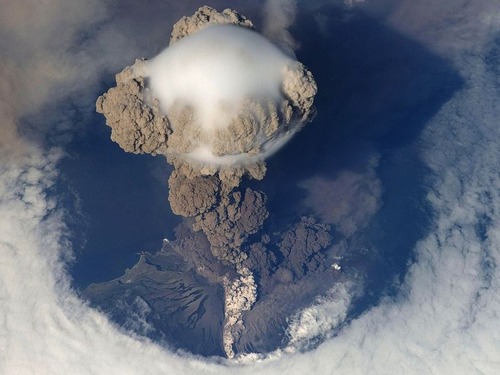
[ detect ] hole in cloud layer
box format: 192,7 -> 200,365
87,2 -> 465,359
2,0 -> 499,373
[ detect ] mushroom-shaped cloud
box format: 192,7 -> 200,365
96,7 -> 317,185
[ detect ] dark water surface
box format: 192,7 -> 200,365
63,3 -> 463,357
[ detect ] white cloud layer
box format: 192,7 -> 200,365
0,0 -> 499,374
285,282 -> 355,351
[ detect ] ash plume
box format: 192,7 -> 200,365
96,6 -> 317,358
96,6 -> 316,185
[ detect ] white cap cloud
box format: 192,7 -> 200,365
146,25 -> 292,130
144,24 -> 305,166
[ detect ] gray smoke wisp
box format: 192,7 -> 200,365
262,0 -> 299,51
96,6 -> 317,358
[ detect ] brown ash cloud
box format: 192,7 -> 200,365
94,6 -> 322,358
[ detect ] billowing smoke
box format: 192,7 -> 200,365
96,7 -> 316,177
96,6 -> 317,357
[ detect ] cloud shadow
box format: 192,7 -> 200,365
259,3 -> 464,320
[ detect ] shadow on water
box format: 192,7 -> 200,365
262,4 -> 463,318
61,110 -> 181,289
